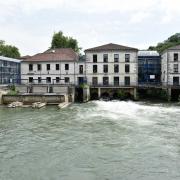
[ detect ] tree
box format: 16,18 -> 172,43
148,33 -> 180,53
51,31 -> 81,53
0,40 -> 20,58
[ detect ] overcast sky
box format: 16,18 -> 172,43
0,0 -> 180,56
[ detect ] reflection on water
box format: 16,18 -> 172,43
0,101 -> 180,180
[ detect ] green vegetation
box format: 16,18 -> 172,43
116,90 -> 132,100
79,83 -> 89,89
139,89 -> 168,101
51,31 -> 81,53
0,40 -> 20,58
7,85 -> 19,95
148,33 -> 180,53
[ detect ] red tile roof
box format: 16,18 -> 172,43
168,45 -> 180,50
85,43 -> 138,52
23,48 -> 78,62
19,55 -> 31,60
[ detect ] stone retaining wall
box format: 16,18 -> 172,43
2,95 -> 65,105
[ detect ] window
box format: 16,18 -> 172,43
3,61 -> 7,66
114,54 -> 119,62
103,65 -> 108,73
56,77 -> 60,83
125,54 -> 130,62
47,64 -> 50,71
114,77 -> 119,86
56,64 -> 60,70
103,54 -> 108,62
29,77 -> 33,83
65,77 -> 69,83
173,77 -> 179,85
174,53 -> 178,62
78,77 -> 84,85
92,77 -> 98,85
38,77 -> 41,83
125,76 -> 130,86
93,54 -> 97,63
65,64 -> 69,70
46,77 -> 51,83
103,77 -> 109,86
174,64 -> 178,73
37,64 -> 41,71
125,64 -> 130,73
114,64 -> 119,73
79,65 -> 83,74
29,64 -> 33,71
93,65 -> 97,73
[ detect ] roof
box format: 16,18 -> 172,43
0,56 -> 21,63
168,45 -> 180,50
19,55 -> 31,60
85,43 -> 138,52
23,48 -> 78,62
138,50 -> 160,56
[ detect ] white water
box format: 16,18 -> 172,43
0,101 -> 180,180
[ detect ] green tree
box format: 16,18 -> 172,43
0,40 -> 20,58
148,33 -> 180,53
51,31 -> 81,52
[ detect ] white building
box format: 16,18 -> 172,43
21,48 -> 85,85
161,45 -> 180,86
84,43 -> 138,87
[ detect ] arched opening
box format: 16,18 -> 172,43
101,92 -> 110,100
91,92 -> 98,100
171,89 -> 180,101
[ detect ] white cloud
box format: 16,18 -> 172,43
0,0 -> 180,55
129,12 -> 151,24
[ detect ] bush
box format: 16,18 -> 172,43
79,83 -> 89,89
117,90 -> 128,100
7,85 -> 19,95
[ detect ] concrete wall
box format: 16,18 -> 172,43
2,95 -> 65,105
16,85 -> 28,93
15,85 -> 70,94
53,86 -> 69,94
0,90 -> 8,104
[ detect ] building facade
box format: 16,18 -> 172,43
85,43 -> 138,87
138,51 -> 161,85
0,56 -> 21,84
21,48 -> 86,86
161,45 -> 180,86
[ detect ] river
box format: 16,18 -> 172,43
0,101 -> 180,180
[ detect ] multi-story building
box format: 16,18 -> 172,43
20,44 -> 139,99
161,45 -> 180,86
138,51 -> 161,85
21,48 -> 86,85
85,43 -> 138,87
0,56 -> 21,84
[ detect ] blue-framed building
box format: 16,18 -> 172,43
138,51 -> 161,85
0,56 -> 21,84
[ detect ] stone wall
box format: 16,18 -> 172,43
2,95 -> 65,105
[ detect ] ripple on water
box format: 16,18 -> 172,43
0,101 -> 180,180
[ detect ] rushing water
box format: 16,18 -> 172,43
0,101 -> 180,180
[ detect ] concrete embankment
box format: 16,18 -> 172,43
2,94 -> 66,105
0,88 -> 8,105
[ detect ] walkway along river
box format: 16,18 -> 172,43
0,101 -> 180,180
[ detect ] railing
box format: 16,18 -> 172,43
19,79 -> 75,86
89,82 -> 137,87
